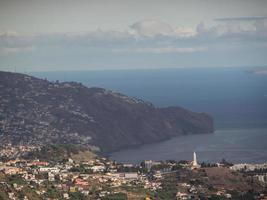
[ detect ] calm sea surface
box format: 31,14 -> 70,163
32,67 -> 267,163
110,128 -> 267,164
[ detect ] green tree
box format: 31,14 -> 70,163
69,192 -> 86,200
102,192 -> 127,200
45,187 -> 61,199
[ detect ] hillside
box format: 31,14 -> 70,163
0,71 -> 213,153
23,144 -> 96,163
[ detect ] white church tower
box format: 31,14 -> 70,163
191,151 -> 200,169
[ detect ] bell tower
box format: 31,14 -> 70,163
191,151 -> 200,169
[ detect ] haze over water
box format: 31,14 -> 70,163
32,67 -> 267,163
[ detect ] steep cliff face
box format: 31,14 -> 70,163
0,71 -> 214,153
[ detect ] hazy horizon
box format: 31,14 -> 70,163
2,65 -> 267,74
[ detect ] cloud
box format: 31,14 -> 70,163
214,16 -> 267,22
0,42 -> 36,55
174,27 -> 198,38
112,46 -> 207,54
0,17 -> 266,61
130,20 -> 198,38
196,18 -> 267,42
0,20 -> 202,55
254,18 -> 267,32
198,22 -> 255,37
0,46 -> 36,54
131,20 -> 174,37
0,31 -> 20,37
210,16 -> 267,39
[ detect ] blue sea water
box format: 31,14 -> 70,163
31,67 -> 267,163
110,128 -> 267,164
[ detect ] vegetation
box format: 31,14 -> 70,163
8,174 -> 26,185
220,158 -> 233,167
154,174 -> 177,200
69,165 -> 93,173
24,144 -> 95,163
122,184 -> 148,194
117,166 -> 138,173
44,187 -> 61,199
21,187 -> 41,200
0,185 -> 9,200
69,192 -> 86,200
150,163 -> 170,171
209,195 -> 227,200
102,192 -> 128,200
71,150 -> 95,163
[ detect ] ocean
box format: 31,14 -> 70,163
110,128 -> 267,164
31,67 -> 267,163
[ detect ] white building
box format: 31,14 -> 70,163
39,167 -> 60,173
91,165 -> 105,172
109,172 -> 139,180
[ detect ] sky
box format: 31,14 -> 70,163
0,0 -> 267,71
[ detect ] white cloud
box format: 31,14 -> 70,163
0,46 -> 36,54
197,18 -> 267,40
130,20 -> 198,38
112,46 -> 207,54
131,20 -> 174,37
174,27 -> 198,38
254,19 -> 267,32
0,31 -> 20,37
214,16 -> 267,22
0,18 -> 266,57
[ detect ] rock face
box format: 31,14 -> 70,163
0,71 -> 214,153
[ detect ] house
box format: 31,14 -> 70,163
176,191 -> 189,200
29,161 -> 49,167
91,165 -> 105,172
39,167 -> 60,173
63,193 -> 69,199
109,172 -> 139,180
74,178 -> 90,189
4,167 -> 24,175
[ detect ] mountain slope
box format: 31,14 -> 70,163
0,71 -> 213,153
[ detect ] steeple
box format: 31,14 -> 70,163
191,151 -> 200,169
193,151 -> 198,166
